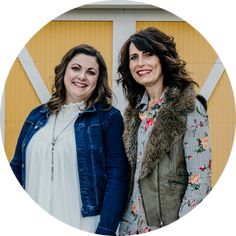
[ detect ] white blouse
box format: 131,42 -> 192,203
25,102 -> 100,232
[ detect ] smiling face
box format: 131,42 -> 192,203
64,53 -> 99,104
129,43 -> 163,89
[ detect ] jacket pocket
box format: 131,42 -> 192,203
168,179 -> 188,186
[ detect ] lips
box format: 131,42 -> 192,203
72,81 -> 87,88
136,69 -> 151,76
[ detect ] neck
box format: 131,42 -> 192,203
64,99 -> 84,105
146,84 -> 164,105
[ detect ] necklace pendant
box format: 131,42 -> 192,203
51,155 -> 54,182
50,113 -> 78,183
51,164 -> 54,182
52,138 -> 56,145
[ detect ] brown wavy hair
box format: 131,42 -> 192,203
46,44 -> 112,113
117,27 -> 198,107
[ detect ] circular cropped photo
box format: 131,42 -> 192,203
1,0 -> 235,235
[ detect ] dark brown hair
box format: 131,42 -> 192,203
117,27 -> 198,107
47,44 -> 112,113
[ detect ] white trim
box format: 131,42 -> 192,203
18,47 -> 51,103
81,0 -> 157,9
56,9 -> 123,21
199,57 -> 224,101
125,9 -> 182,21
112,14 -> 136,112
56,9 -> 182,21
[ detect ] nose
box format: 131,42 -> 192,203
138,56 -> 145,67
78,70 -> 86,81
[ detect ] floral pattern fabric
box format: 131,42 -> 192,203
119,89 -> 211,235
179,99 -> 211,216
119,91 -> 166,235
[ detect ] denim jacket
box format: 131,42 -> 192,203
10,102 -> 129,235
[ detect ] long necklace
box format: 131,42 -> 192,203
50,111 -> 79,182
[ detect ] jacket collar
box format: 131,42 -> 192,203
123,85 -> 196,179
39,103 -> 98,114
137,89 -> 167,113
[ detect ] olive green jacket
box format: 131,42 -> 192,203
123,85 -> 196,227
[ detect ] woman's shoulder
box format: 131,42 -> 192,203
195,96 -> 208,116
196,94 -> 207,111
30,103 -> 47,112
26,104 -> 48,121
104,106 -> 123,121
108,105 -> 122,114
96,102 -> 122,115
186,97 -> 209,127
97,103 -> 124,127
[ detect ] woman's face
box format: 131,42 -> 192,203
129,43 -> 163,88
64,53 -> 99,104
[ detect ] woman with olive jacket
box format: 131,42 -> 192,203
117,27 -> 212,234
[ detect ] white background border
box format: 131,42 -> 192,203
0,0 -> 235,235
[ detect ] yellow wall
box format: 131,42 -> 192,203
137,22 -> 235,186
4,20 -> 235,187
4,21 -> 113,160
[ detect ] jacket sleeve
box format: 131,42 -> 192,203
10,105 -> 43,187
10,119 -> 29,186
95,109 -> 129,235
179,99 -> 212,217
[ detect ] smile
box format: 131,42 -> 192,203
72,81 -> 87,88
136,69 -> 151,76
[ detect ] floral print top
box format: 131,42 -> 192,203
179,98 -> 212,216
119,89 -> 211,235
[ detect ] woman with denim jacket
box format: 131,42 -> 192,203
117,27 -> 212,234
10,44 -> 129,235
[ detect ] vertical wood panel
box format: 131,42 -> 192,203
5,59 -> 40,160
208,72 -> 235,185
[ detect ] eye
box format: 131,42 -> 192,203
87,70 -> 96,76
71,66 -> 80,72
129,54 -> 138,61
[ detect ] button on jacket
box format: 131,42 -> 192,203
10,102 -> 129,235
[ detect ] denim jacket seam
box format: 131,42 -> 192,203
101,108 -> 116,130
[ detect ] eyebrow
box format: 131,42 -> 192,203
71,63 -> 98,72
129,53 -> 137,57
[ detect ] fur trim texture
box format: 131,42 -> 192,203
123,85 -> 196,179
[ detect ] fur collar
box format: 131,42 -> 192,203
123,85 -> 196,179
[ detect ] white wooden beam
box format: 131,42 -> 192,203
18,47 -> 50,104
199,57 -> 224,101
